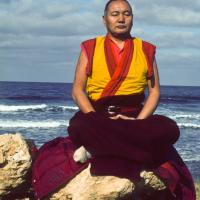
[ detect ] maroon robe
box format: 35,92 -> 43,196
32,94 -> 195,200
32,37 -> 195,199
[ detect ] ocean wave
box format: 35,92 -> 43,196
182,157 -> 200,162
181,156 -> 200,162
172,114 -> 200,120
0,104 -> 78,113
0,120 -> 198,129
177,151 -> 200,162
0,120 -> 68,128
161,96 -> 200,103
0,104 -> 47,112
177,123 -> 200,129
44,105 -> 78,112
156,109 -> 200,121
59,106 -> 78,111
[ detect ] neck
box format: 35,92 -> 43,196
107,32 -> 131,46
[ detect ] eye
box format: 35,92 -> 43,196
124,11 -> 132,16
111,11 -> 119,16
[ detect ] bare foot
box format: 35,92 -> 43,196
73,146 -> 91,163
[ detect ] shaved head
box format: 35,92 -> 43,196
103,0 -> 133,39
104,0 -> 132,16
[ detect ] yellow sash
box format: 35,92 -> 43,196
86,36 -> 148,101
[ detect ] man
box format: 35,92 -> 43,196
32,1 -> 196,199
72,0 -> 160,120
70,0 -> 195,199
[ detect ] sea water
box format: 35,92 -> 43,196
0,81 -> 199,180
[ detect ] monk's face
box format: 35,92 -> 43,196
103,0 -> 133,37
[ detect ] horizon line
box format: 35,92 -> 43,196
0,80 -> 199,87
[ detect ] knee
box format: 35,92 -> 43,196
153,115 -> 180,145
160,116 -> 180,145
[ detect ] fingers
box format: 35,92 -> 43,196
109,114 -> 135,120
109,115 -> 120,120
119,115 -> 135,120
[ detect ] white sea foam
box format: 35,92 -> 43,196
156,108 -> 200,121
60,106 -> 79,111
179,153 -> 200,162
0,104 -> 47,112
0,120 -> 68,128
172,114 -> 200,120
177,123 -> 200,129
181,156 -> 200,162
0,104 -> 78,113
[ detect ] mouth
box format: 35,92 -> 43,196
116,25 -> 127,29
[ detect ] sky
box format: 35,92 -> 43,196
0,0 -> 200,86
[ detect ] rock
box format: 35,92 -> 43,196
48,165 -> 168,200
0,133 -> 34,199
140,170 -> 166,190
49,164 -> 134,200
0,133 -> 167,200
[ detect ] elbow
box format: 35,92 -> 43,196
71,87 -> 77,102
157,90 -> 160,100
155,91 -> 160,103
71,87 -> 85,103
148,89 -> 160,108
150,89 -> 160,100
71,92 -> 78,105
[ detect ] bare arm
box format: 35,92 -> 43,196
136,58 -> 160,119
72,50 -> 95,113
72,50 -> 95,161
110,59 -> 160,120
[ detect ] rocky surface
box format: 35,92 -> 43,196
49,164 -> 134,200
0,133 -> 33,199
0,133 -> 167,200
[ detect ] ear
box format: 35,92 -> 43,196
102,15 -> 106,26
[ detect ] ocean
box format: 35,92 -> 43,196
0,81 -> 199,180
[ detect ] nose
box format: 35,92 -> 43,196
118,14 -> 125,23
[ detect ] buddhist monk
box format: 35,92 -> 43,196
32,1 -> 196,199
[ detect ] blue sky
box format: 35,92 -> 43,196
0,0 -> 200,86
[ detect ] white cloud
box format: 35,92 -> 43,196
158,50 -> 200,67
0,0 -> 105,36
140,30 -> 200,49
0,0 -> 199,85
133,0 -> 200,27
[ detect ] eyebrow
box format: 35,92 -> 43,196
110,10 -> 132,14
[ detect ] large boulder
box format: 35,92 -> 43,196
48,165 -> 167,200
0,133 -> 34,199
0,133 -> 166,200
49,164 -> 134,200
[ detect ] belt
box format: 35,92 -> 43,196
100,105 -> 142,115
